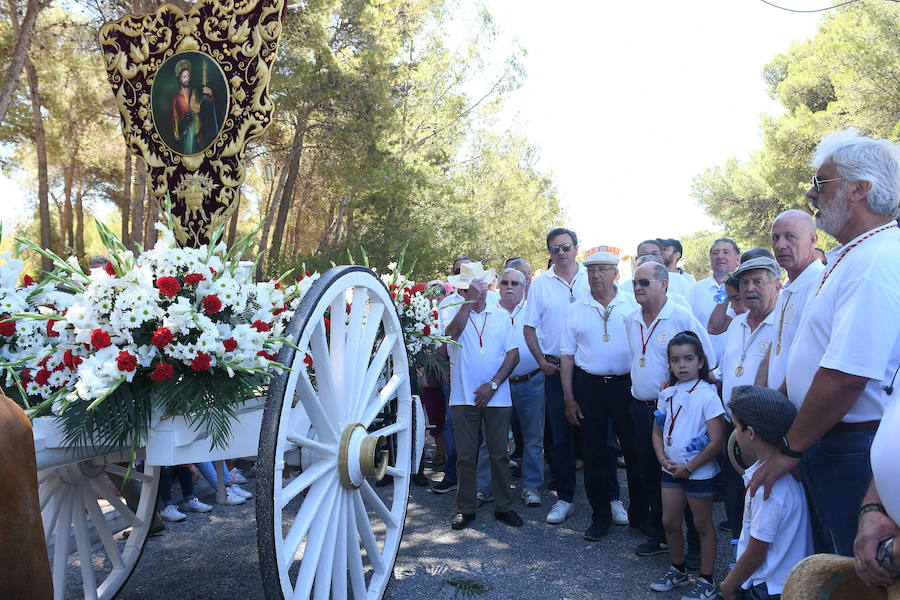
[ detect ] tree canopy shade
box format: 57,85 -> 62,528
690,2 -> 900,250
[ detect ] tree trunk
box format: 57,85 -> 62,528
61,151 -> 76,254
121,152 -> 131,248
0,0 -> 46,126
74,175 -> 85,266
131,158 -> 146,252
267,122 -> 306,273
25,60 -> 50,272
226,187 -> 241,247
255,164 -> 287,280
143,194 -> 158,248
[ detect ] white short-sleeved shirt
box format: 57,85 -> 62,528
626,299 -> 718,402
523,263 -> 589,358
871,396 -> 900,524
658,380 -> 723,480
448,304 -> 517,407
690,275 -> 728,364
739,461 -> 813,594
786,224 -> 900,420
666,271 -> 695,301
496,299 -> 540,377
766,260 -> 825,391
679,269 -> 697,285
621,280 -> 692,311
560,287 -> 637,376
438,290 -> 499,333
720,311 -> 778,420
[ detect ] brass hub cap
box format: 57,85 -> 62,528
338,423 -> 389,489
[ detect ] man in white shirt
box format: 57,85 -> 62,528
750,130 -> 900,557
560,251 -> 643,540
660,238 -> 696,295
523,227 -> 589,525
626,260 -> 716,558
445,262 -> 522,530
690,238 -> 741,364
719,256 -> 782,540
763,210 -> 825,391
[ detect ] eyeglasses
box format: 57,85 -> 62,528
812,175 -> 844,193
632,279 -> 658,288
499,279 -> 522,286
549,243 -> 573,254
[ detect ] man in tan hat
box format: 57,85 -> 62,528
560,250 -> 643,540
444,262 -> 523,530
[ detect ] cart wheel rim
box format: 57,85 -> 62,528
257,266 -> 413,600
39,456 -> 160,600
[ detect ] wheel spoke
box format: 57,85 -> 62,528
104,463 -> 154,483
72,494 -> 99,600
329,294 -> 348,401
43,482 -> 65,542
294,357 -> 339,444
309,320 -> 341,427
291,484 -> 340,600
368,420 -> 406,439
342,287 -> 369,422
281,475 -> 337,570
345,492 -> 366,599
52,485 -> 74,600
349,302 -> 385,420
81,486 -> 125,570
354,332 -> 396,422
360,373 -> 403,428
330,492 -> 349,600
40,476 -> 62,511
313,490 -> 341,600
384,465 -> 405,479
285,433 -> 337,456
89,478 -> 142,529
352,489 -> 385,574
360,480 -> 399,529
280,457 -> 336,509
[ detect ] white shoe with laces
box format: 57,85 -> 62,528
610,500 -> 629,525
181,497 -> 213,513
219,490 -> 245,505
229,484 -> 253,499
229,467 -> 248,484
159,504 -> 186,522
546,499 -> 574,524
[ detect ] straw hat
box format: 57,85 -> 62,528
447,262 -> 496,290
726,429 -> 758,474
782,553 -> 899,599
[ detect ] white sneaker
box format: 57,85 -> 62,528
611,500 -> 629,525
229,484 -> 253,499
218,489 -> 246,505
546,499 -> 574,524
521,488 -> 541,507
229,467 -> 248,484
159,504 -> 186,522
181,497 -> 213,513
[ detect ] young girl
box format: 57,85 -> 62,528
650,331 -> 726,600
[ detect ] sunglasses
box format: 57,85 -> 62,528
632,279 -> 657,288
812,175 -> 843,193
499,279 -> 522,286
549,243 -> 574,254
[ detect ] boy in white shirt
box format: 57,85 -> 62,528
720,385 -> 813,600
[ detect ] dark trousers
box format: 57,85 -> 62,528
632,400 -> 700,551
718,420 -> 744,540
159,465 -> 194,505
545,370 -> 576,502
573,369 -> 644,526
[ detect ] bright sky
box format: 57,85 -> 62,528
0,0 -> 825,252
483,0 -> 823,255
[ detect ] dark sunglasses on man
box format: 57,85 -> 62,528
632,278 -> 657,288
499,279 -> 522,287
549,243 -> 573,254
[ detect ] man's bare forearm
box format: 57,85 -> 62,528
787,367 -> 868,451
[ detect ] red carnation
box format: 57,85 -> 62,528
402,294 -> 411,306
90,328 -> 111,349
191,352 -> 212,372
274,283 -> 281,289
389,283 -> 398,291
303,353 -> 313,368
23,274 -> 35,287
63,349 -> 82,370
116,350 -> 137,372
209,267 -> 218,277
156,276 -> 180,298
323,317 -> 330,333
423,325 -> 431,336
150,361 -> 174,381
183,273 -> 205,285
412,282 -> 427,294
433,310 -> 439,320
223,337 -> 238,352
257,350 -> 278,361
37,356 -> 50,368
251,320 -> 270,332
20,370 -> 31,385
34,368 -> 51,386
151,327 -> 174,349
0,319 -> 16,337
46,319 -> 60,338
52,363 -> 64,372
202,294 -> 222,314
105,261 -> 116,276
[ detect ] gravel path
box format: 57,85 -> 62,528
115,459 -> 735,600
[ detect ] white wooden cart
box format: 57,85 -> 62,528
33,266 -> 426,600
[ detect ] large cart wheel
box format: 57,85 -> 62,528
258,266 -> 415,600
38,456 -> 160,600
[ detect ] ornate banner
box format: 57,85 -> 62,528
100,0 -> 284,247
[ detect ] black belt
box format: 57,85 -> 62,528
824,420 -> 879,437
575,367 -> 629,385
633,398 -> 657,408
543,354 -> 560,366
509,369 -> 541,384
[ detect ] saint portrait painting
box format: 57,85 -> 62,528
151,52 -> 228,156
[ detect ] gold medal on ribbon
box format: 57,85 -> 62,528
775,344 -> 781,356
639,357 -> 646,368
602,334 -> 610,342
666,436 -> 672,446
735,365 -> 744,377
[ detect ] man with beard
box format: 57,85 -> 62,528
171,59 -> 217,155
749,130 -> 900,558
660,238 -> 696,298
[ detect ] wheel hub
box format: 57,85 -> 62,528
337,423 -> 388,489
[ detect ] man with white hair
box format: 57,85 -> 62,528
750,130 -> 900,557
444,262 -> 522,530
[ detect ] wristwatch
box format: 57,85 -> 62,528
777,437 -> 803,459
877,537 -> 899,574
489,380 -> 498,391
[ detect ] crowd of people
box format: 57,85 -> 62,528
416,130 -> 900,600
